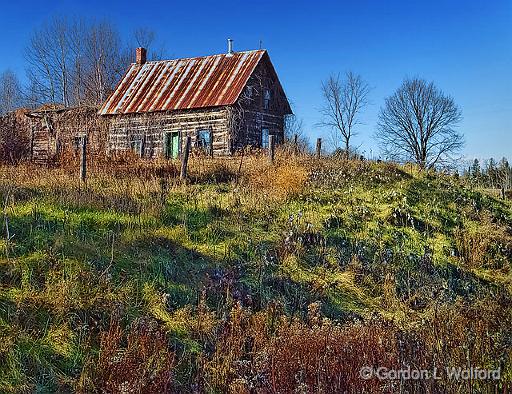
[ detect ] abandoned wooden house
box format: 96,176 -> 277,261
25,106 -> 108,165
98,41 -> 292,158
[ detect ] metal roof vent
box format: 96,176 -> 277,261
227,38 -> 234,56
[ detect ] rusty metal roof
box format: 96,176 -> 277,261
99,50 -> 268,115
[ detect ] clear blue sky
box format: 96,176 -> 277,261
1,0 -> 510,160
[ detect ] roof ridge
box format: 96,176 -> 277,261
133,49 -> 266,65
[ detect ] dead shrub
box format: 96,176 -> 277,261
260,319 -> 398,393
417,299 -> 512,393
454,213 -> 512,269
248,161 -> 309,200
190,159 -> 238,183
202,299 -> 512,393
0,111 -> 30,164
81,318 -> 174,393
203,303 -> 398,393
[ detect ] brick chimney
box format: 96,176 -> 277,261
136,47 -> 147,64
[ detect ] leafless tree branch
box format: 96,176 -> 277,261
319,71 -> 370,155
375,78 -> 463,169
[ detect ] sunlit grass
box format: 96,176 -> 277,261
0,152 -> 511,391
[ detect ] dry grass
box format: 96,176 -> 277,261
454,213 -> 512,270
200,300 -> 510,393
1,151 -> 511,392
79,318 -> 175,393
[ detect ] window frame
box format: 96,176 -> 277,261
261,128 -> 270,149
72,136 -> 82,151
196,128 -> 213,156
129,135 -> 143,156
263,89 -> 271,110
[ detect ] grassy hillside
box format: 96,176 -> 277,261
1,153 -> 511,393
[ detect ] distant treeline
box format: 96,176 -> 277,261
462,157 -> 511,190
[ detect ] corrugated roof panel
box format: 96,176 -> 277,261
99,50 -> 266,115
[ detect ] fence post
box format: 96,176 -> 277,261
269,134 -> 275,163
56,138 -> 62,158
80,135 -> 87,183
209,130 -> 214,157
181,136 -> 191,179
316,138 -> 322,159
30,126 -> 35,161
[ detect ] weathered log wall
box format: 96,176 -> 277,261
229,56 -> 289,150
106,53 -> 290,158
230,109 -> 285,149
106,107 -> 231,158
26,106 -> 108,165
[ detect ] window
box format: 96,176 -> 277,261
261,128 -> 269,149
72,136 -> 82,151
130,135 -> 142,155
263,89 -> 271,109
256,113 -> 263,128
197,129 -> 212,154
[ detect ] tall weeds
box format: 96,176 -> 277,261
1,152 -> 511,392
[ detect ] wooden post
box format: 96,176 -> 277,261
30,126 -> 35,161
180,136 -> 191,179
316,138 -> 322,159
56,138 -> 62,158
293,134 -> 298,155
80,135 -> 87,183
269,134 -> 275,163
209,130 -> 214,157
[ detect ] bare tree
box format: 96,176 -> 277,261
376,78 -> 463,169
24,16 -> 171,109
25,23 -> 58,105
68,18 -> 88,106
24,78 -> 42,110
83,21 -> 122,104
320,71 -> 370,155
118,27 -> 166,67
134,27 -> 155,50
284,114 -> 310,152
25,16 -> 125,107
497,158 -> 511,191
25,17 -> 74,106
26,17 -> 80,107
0,71 -> 23,115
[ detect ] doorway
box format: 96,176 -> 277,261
165,131 -> 180,159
